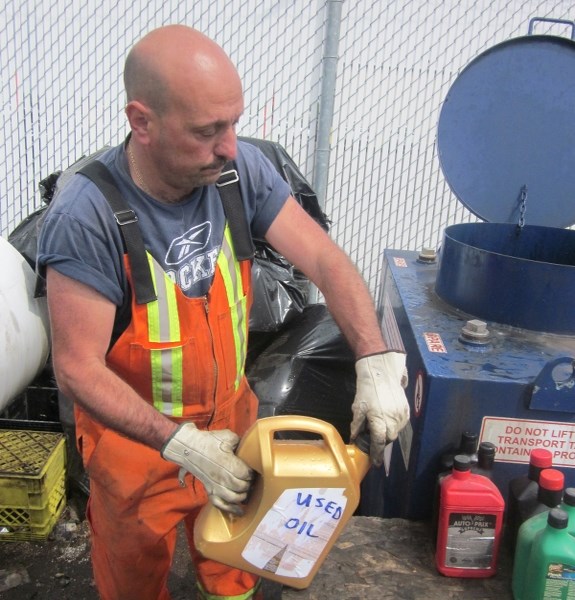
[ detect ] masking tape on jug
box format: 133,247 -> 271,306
241,487 -> 347,579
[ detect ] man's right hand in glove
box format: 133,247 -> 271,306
161,423 -> 253,515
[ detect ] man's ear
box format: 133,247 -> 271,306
125,100 -> 153,144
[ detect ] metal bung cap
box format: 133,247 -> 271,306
530,448 -> 553,468
437,23 -> 575,227
548,508 -> 568,529
539,468 -> 565,491
417,247 -> 437,263
459,320 -> 490,346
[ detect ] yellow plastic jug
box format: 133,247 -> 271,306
193,415 -> 371,589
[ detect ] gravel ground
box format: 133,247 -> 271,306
0,491 -> 514,600
0,492 -> 200,600
0,491 -> 282,600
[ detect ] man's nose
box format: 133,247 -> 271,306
215,126 -> 237,161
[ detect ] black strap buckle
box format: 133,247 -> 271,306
114,209 -> 138,226
216,169 -> 239,187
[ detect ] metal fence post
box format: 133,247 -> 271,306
308,0 -> 343,304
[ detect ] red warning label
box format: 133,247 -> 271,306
424,332 -> 447,353
480,416 -> 575,468
393,257 -> 408,268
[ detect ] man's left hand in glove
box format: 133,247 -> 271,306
350,351 -> 410,467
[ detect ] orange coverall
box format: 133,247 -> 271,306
76,232 -> 261,599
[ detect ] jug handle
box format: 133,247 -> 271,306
236,415 -> 351,474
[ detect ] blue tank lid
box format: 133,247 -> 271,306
437,30 -> 575,228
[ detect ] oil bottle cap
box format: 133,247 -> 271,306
459,432 -> 478,454
439,451 -> 455,471
564,488 -> 575,507
478,442 -> 496,457
548,508 -> 568,529
477,442 -> 496,470
453,455 -> 472,471
539,468 -> 564,491
530,449 -> 553,468
354,431 -> 371,455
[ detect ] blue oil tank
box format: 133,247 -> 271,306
378,247 -> 575,519
376,21 -> 575,519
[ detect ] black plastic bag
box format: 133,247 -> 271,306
8,205 -> 48,269
8,150 -> 107,270
241,137 -> 329,335
248,241 -> 308,333
239,136 -> 329,231
247,303 -> 356,441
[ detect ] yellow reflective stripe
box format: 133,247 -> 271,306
146,253 -> 184,417
196,579 -> 260,600
138,227 -> 246,415
217,225 -> 247,391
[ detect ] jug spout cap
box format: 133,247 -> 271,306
350,431 -> 372,480
354,430 -> 371,455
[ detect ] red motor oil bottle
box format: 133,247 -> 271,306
436,454 -> 505,577
517,468 -> 564,523
431,431 -> 481,542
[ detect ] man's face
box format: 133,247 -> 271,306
147,76 -> 244,194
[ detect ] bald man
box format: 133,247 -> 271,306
37,25 -> 409,600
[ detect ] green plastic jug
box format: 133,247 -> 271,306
522,508 -> 575,600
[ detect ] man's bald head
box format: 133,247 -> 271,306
123,25 -> 240,115
123,25 -> 244,199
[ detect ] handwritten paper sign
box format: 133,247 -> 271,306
241,487 -> 347,579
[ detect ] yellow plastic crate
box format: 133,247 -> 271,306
0,430 -> 67,541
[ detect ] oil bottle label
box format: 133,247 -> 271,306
444,512 -> 496,569
241,487 -> 347,579
543,563 -> 575,597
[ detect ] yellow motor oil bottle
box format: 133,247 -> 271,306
193,415 -> 371,589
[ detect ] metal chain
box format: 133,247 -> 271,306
518,184 -> 528,230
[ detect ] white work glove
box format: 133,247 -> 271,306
350,352 -> 410,467
161,423 -> 253,515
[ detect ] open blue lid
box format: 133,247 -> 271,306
437,24 -> 575,228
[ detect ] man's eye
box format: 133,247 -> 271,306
197,129 -> 216,138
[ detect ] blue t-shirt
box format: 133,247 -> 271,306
37,139 -> 290,304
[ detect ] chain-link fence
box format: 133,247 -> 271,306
2,0 -> 575,298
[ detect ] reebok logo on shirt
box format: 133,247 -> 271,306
164,221 -> 220,293
165,222 -> 212,265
